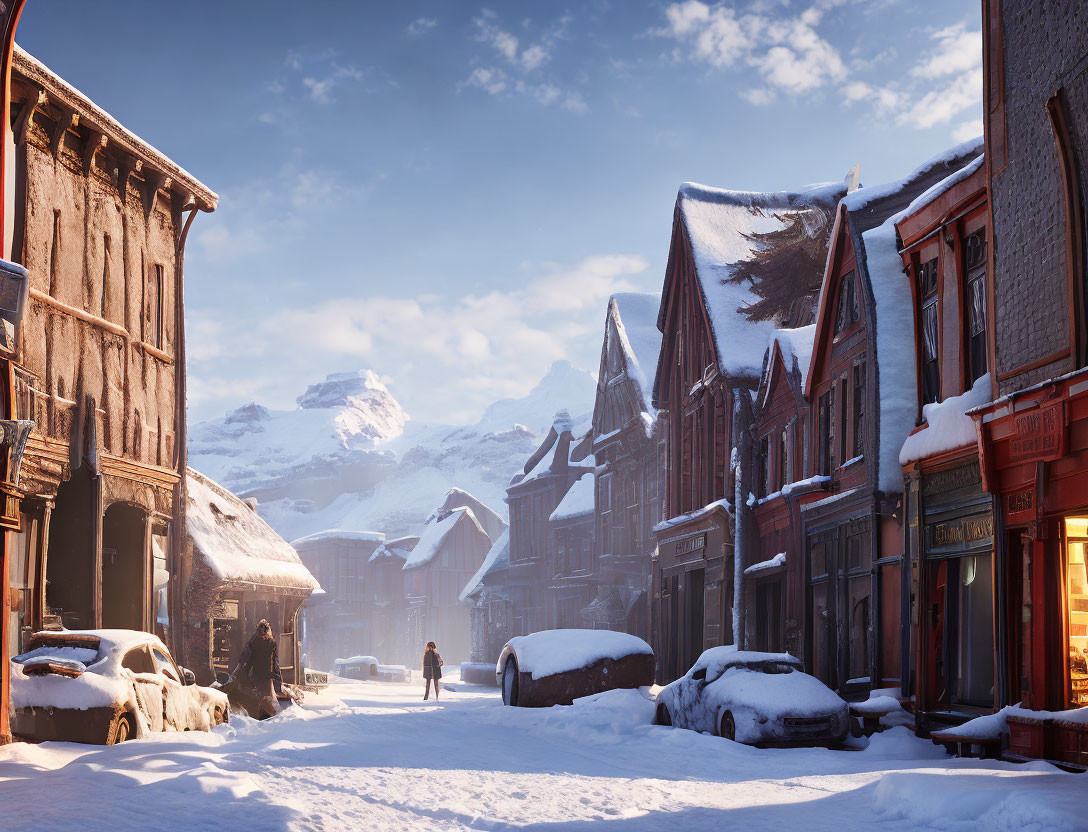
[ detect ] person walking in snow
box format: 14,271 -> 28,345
238,619 -> 283,718
422,641 -> 443,700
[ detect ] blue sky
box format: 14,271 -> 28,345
17,0 -> 982,425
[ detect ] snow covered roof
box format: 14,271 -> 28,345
903,153 -> 985,218
369,535 -> 419,563
899,374 -> 991,466
13,46 -> 217,211
186,468 -> 319,593
425,488 -> 507,543
761,324 -> 817,404
550,474 -> 595,523
290,529 -> 385,547
675,180 -> 846,380
403,506 -> 487,571
460,528 -> 510,601
608,293 -> 662,417
808,139 -> 986,494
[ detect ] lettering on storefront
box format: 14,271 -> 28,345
675,534 -> 706,556
922,462 -> 981,498
1009,402 -> 1064,463
927,514 -> 994,552
1005,488 -> 1035,523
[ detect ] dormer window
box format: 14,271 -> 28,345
917,257 -> 940,404
834,271 -> 859,334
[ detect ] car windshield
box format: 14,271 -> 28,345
13,643 -> 102,667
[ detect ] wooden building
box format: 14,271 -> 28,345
547,472 -> 595,629
366,534 -> 417,663
184,469 -> 318,686
745,326 -> 824,658
802,141 -> 982,697
4,47 -> 215,659
895,155 -> 993,732
503,412 -> 594,638
956,1 -> 1088,763
292,529 -> 386,672
586,293 -> 663,639
403,503 -> 495,662
651,180 -> 845,683
461,528 -> 511,663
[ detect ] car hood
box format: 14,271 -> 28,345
704,667 -> 846,719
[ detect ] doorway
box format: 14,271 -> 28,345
46,465 -> 96,629
101,503 -> 146,630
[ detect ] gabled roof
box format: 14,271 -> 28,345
607,293 -> 662,416
402,506 -> 487,571
758,324 -> 816,408
369,535 -> 419,563
805,137 -> 985,494
459,529 -> 511,602
550,473 -> 595,523
664,180 -> 846,382
424,488 -> 506,543
186,468 -> 318,593
509,411 -> 592,490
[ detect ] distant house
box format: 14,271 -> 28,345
404,503 -> 496,662
586,293 -> 664,639
183,469 -> 318,685
504,411 -> 595,636
426,488 -> 507,543
461,529 -> 512,663
292,529 -> 386,671
367,535 -> 418,662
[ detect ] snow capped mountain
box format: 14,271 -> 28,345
189,361 -> 597,541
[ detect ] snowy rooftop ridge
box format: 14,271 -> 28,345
425,487 -> 507,543
676,180 -> 846,381
550,473 -> 595,522
460,528 -> 511,601
290,529 -> 386,547
764,324 -> 817,396
608,293 -> 663,419
186,468 -> 319,592
403,505 -> 486,571
369,535 -> 419,563
13,46 -> 217,209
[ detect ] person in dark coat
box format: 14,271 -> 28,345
422,641 -> 443,700
238,619 -> 282,717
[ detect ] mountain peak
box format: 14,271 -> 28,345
297,370 -> 392,410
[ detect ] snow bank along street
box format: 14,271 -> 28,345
0,673 -> 1081,832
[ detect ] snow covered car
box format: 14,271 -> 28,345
497,629 -> 655,708
334,656 -> 411,682
653,648 -> 849,746
10,630 -> 229,744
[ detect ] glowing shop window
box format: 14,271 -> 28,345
1065,517 -> 1088,707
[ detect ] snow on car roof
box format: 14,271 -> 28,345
692,645 -> 802,673
503,629 -> 652,681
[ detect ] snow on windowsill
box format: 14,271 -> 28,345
652,498 -> 732,533
899,374 -> 991,466
744,552 -> 786,575
746,475 -> 831,508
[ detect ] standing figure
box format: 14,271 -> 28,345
422,641 -> 443,700
238,619 -> 283,718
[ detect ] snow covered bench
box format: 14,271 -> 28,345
497,630 -> 654,708
929,729 -> 1002,760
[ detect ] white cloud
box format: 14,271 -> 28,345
474,10 -> 554,71
188,254 -> 650,422
407,17 -> 437,36
912,23 -> 982,80
740,87 -> 775,106
952,119 -> 984,143
465,67 -> 508,96
897,67 -> 982,129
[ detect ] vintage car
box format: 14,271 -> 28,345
10,629 -> 229,744
653,647 -> 849,746
333,655 -> 411,682
497,629 -> 655,708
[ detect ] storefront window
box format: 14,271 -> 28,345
1065,517 -> 1088,707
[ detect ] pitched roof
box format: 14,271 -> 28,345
672,180 -> 846,381
186,468 -> 318,592
402,506 -> 487,571
369,535 -> 419,563
425,488 -> 507,543
550,473 -> 595,523
459,529 -> 511,601
290,529 -> 385,548
608,293 -> 662,416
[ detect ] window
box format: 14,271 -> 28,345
121,646 -> 155,675
917,257 -> 941,404
965,228 -> 988,384
152,647 -> 179,683
835,271 -> 859,333
838,377 -> 848,467
1066,518 -> 1088,707
778,427 -> 790,490
817,390 -> 833,476
852,360 -> 866,458
149,264 -> 165,349
598,474 -> 612,555
758,436 -> 770,497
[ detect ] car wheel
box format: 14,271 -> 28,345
109,713 -> 133,745
654,703 -> 673,727
719,710 -> 736,742
501,657 -> 519,707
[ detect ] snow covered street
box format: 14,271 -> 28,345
0,672 -> 1083,832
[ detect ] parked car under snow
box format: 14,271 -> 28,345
333,656 -> 411,682
10,630 -> 229,744
653,647 -> 849,746
497,629 -> 655,708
